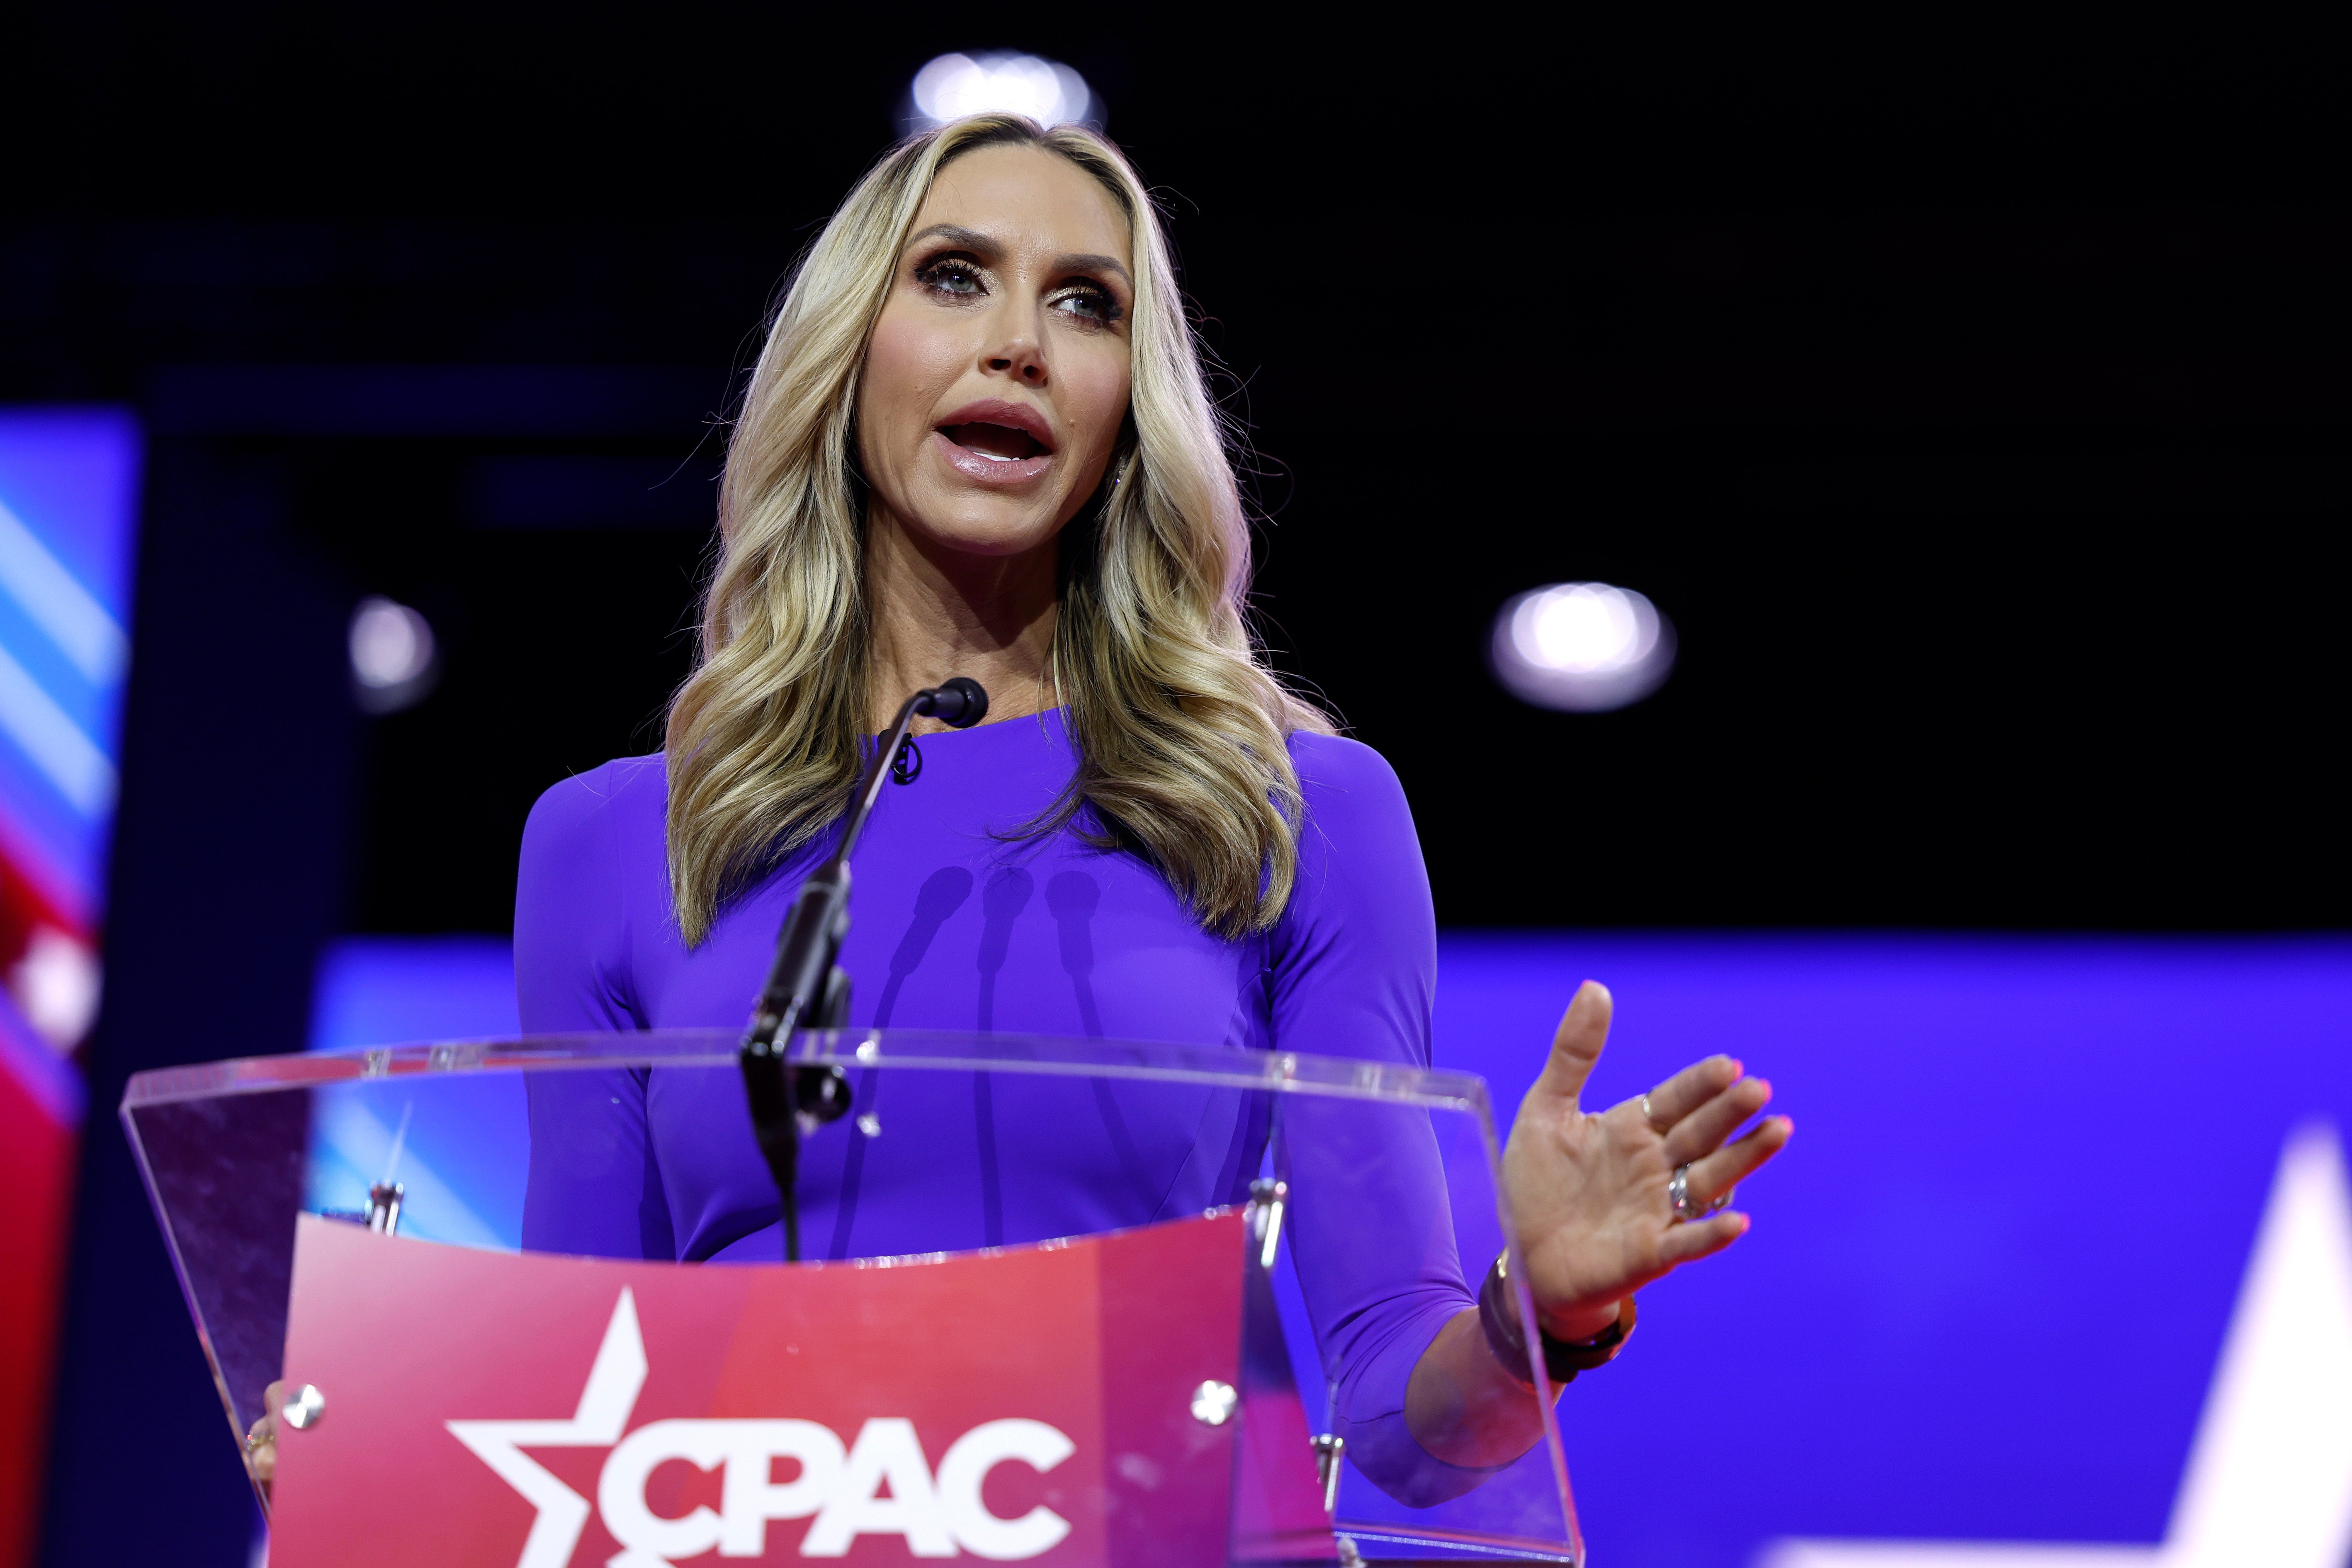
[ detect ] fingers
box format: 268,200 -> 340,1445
245,1412 -> 276,1486
1529,981 -> 1613,1109
1663,1076 -> 1774,1164
1686,1115 -> 1794,1204
247,1380 -> 284,1485
1639,1054 -> 1743,1133
1657,1210 -> 1749,1266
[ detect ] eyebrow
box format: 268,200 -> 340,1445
906,224 -> 1132,288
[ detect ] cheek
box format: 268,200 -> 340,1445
862,310 -> 964,442
1062,357 -> 1134,468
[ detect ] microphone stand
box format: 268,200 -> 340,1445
740,676 -> 989,1261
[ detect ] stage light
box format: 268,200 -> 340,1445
350,596 -> 438,714
7,926 -> 101,1051
907,53 -> 1096,131
1489,582 -> 1677,712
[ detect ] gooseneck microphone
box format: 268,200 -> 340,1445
740,677 -> 989,1260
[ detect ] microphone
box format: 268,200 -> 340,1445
922,676 -> 989,728
739,678 -> 989,1260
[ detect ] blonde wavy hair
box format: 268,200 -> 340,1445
664,114 -> 1332,947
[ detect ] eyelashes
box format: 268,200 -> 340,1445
914,255 -> 987,298
1051,282 -> 1121,326
911,252 -> 1125,328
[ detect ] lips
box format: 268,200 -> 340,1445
940,422 -> 1046,461
931,399 -> 1057,486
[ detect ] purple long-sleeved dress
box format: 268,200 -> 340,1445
513,709 -> 1490,1502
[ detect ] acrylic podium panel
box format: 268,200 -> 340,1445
123,1031 -> 1582,1565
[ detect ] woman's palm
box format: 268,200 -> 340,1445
1502,982 -> 1790,1335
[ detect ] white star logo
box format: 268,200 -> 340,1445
446,1288 -> 651,1568
1761,1122 -> 2352,1568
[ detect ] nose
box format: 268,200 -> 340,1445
984,314 -> 1049,388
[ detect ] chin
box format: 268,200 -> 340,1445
909,495 -> 1072,559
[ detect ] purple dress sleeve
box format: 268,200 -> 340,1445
1272,737 -> 1496,1504
514,761 -> 675,1261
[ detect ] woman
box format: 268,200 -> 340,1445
509,113 -> 1791,1503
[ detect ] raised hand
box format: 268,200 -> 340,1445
1503,980 -> 1792,1340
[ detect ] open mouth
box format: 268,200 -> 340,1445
938,421 -> 1051,463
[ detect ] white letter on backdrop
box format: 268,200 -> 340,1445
717,1419 -> 846,1557
800,1417 -> 957,1558
935,1419 -> 1075,1560
597,1419 -> 730,1565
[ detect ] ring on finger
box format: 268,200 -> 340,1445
1669,1163 -> 1734,1223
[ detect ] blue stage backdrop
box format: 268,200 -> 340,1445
306,931 -> 2352,1567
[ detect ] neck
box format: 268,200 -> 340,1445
863,506 -> 1060,734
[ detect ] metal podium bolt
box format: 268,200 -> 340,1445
282,1384 -> 326,1431
367,1181 -> 404,1235
1312,1433 -> 1346,1513
1188,1380 -> 1237,1427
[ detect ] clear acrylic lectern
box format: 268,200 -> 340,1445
124,1030 -> 1584,1566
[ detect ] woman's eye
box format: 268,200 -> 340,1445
918,259 -> 984,297
1053,287 -> 1119,324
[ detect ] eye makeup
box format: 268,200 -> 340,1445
914,253 -> 986,299
907,249 -> 1126,328
1048,279 -> 1123,327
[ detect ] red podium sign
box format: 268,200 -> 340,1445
266,1210 -> 1314,1566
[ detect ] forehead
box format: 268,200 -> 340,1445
913,143 -> 1132,268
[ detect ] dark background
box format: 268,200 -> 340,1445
6,8 -> 2345,1562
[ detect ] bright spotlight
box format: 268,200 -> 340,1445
350,596 -> 438,714
7,926 -> 101,1052
1489,582 -> 1677,712
906,52 -> 1097,131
